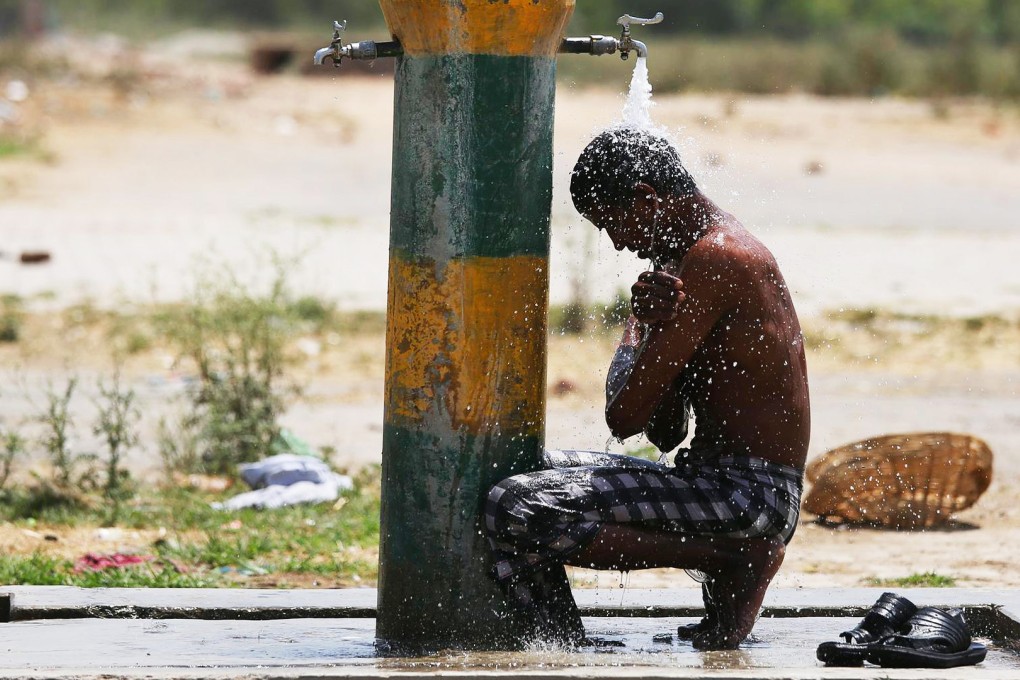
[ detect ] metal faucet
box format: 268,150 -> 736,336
616,12 -> 663,60
312,20 -> 346,66
313,11 -> 664,66
559,11 -> 663,60
312,20 -> 403,67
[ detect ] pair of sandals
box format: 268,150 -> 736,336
816,592 -> 987,668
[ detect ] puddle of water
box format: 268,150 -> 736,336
1,617 -> 1017,672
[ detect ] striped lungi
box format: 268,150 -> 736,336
485,449 -> 802,583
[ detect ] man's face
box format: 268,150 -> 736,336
583,200 -> 657,260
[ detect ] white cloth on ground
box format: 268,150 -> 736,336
240,453 -> 336,488
212,454 -> 353,510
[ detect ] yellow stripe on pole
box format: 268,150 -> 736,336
379,0 -> 575,57
385,255 -> 548,436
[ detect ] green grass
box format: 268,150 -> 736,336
0,553 -> 212,587
0,465 -> 382,587
802,307 -> 1020,367
865,571 -> 958,588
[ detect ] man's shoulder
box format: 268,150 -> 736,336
685,224 -> 774,277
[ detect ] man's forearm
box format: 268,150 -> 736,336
605,318 -> 656,439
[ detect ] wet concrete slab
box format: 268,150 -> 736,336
0,588 -> 1017,679
0,616 -> 1017,679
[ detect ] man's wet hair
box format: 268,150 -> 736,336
570,127 -> 696,216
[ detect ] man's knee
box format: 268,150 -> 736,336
486,473 -> 564,545
739,534 -> 785,570
484,477 -> 530,540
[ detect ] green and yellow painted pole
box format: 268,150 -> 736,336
377,0 -> 575,648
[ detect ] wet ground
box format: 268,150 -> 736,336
1,616 -> 1016,678
3,587 -> 1018,678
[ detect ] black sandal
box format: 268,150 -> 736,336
816,592 -> 917,666
865,607 -> 987,669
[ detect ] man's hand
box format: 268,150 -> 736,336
631,271 -> 685,324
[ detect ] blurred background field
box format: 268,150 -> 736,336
0,0 -> 1018,590
5,0 -> 1019,98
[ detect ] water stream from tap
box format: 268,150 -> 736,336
621,57 -> 654,129
620,57 -> 662,278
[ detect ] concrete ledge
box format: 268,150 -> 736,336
0,585 -> 378,622
2,586 -> 1019,636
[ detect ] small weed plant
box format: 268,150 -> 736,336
26,374 -> 143,515
155,263 -> 301,475
38,377 -> 92,491
156,411 -> 204,481
93,371 -> 140,523
0,427 -> 25,490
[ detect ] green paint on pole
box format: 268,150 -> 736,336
377,425 -> 542,647
389,55 -> 556,261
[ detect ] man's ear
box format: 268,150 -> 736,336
632,182 -> 659,211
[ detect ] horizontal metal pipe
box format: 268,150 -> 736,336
373,40 -> 403,59
319,37 -> 632,65
559,36 -> 618,56
347,40 -> 404,60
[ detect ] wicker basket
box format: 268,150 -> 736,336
803,432 -> 993,529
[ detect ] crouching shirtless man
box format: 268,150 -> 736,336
484,128 -> 810,650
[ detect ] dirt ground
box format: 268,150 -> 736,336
1,31 -> 1019,591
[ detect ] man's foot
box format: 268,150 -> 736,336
692,536 -> 785,650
